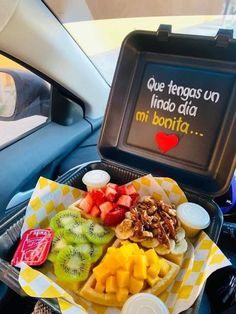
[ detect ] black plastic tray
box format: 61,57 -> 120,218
0,161 -> 223,314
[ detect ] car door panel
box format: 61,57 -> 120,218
0,119 -> 93,222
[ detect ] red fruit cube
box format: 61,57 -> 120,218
90,189 -> 105,206
90,205 -> 101,217
107,183 -> 118,190
117,195 -> 132,208
103,208 -> 126,226
130,192 -> 139,205
99,201 -> 113,220
105,186 -> 118,202
126,184 -> 137,195
117,185 -> 129,196
79,193 -> 93,213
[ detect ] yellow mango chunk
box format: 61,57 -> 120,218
159,258 -> 170,277
147,275 -> 161,287
133,255 -> 147,279
145,249 -> 160,266
93,265 -> 111,283
120,242 -> 140,256
105,275 -> 117,293
133,264 -> 147,280
147,264 -> 160,279
116,270 -> 130,288
116,288 -> 129,302
129,276 -> 144,294
95,281 -> 105,293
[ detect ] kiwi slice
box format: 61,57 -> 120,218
83,220 -> 114,245
54,246 -> 91,282
49,209 -> 82,231
64,222 -> 88,244
48,229 -> 68,262
77,243 -> 103,263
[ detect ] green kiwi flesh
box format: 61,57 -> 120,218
77,243 -> 103,263
47,229 -> 68,262
83,220 -> 114,245
64,222 -> 88,244
49,209 -> 82,231
54,247 -> 91,282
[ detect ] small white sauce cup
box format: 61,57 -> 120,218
177,202 -> 210,238
82,170 -> 110,191
121,293 -> 169,314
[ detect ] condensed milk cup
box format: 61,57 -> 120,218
177,202 -> 210,238
82,170 -> 111,191
121,293 -> 169,314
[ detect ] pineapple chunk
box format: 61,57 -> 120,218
105,275 -> 117,293
116,288 -> 129,302
147,275 -> 161,287
147,264 -> 160,278
95,281 -> 105,293
159,258 -> 170,277
145,249 -> 160,266
116,270 -> 130,288
129,276 -> 144,294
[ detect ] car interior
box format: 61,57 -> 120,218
0,1 -> 235,314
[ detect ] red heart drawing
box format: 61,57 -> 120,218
155,132 -> 179,153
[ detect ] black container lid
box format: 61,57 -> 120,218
98,25 -> 236,197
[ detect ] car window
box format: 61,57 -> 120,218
44,0 -> 236,85
0,54 -> 51,148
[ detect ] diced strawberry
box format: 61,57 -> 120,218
105,186 -> 118,202
90,189 -> 105,206
117,185 -> 129,196
99,201 -> 114,220
79,194 -> 93,213
117,195 -> 132,208
103,208 -> 126,226
90,205 -> 101,217
126,184 -> 137,195
107,183 -> 118,190
130,192 -> 139,205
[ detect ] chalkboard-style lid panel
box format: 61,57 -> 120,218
98,25 -> 236,197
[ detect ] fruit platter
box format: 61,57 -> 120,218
12,172 -> 230,314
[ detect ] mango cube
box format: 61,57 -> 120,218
147,264 -> 160,278
145,249 -> 160,266
129,276 -> 144,294
105,275 -> 117,293
116,288 -> 129,302
93,265 -> 111,283
147,275 -> 161,287
116,270 -> 130,288
95,281 -> 105,293
133,255 -> 147,279
159,258 -> 170,277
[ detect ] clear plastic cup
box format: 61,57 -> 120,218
121,293 -> 169,314
82,170 -> 110,191
177,202 -> 210,238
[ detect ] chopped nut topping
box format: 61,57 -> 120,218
128,197 -> 178,246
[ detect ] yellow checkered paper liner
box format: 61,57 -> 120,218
21,177 -> 85,236
17,175 -> 230,314
158,232 -> 231,314
19,262 -> 86,314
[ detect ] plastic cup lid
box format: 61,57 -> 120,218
177,202 -> 210,230
82,170 -> 110,187
121,293 -> 169,314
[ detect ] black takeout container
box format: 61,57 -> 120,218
1,25 -> 236,313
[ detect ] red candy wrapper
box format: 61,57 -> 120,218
11,228 -> 53,266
